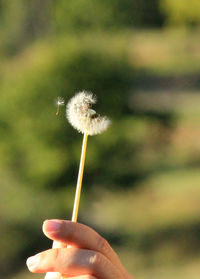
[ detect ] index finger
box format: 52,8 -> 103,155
43,220 -> 124,273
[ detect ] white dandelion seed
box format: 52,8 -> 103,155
56,96 -> 65,106
56,96 -> 65,115
66,91 -> 111,135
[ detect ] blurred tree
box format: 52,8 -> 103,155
0,36 -> 134,276
0,0 -> 164,56
0,36 -> 132,191
160,0 -> 200,27
0,1 -> 184,277
0,0 -> 51,55
53,0 -> 163,32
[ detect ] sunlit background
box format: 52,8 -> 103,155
0,1 -> 200,278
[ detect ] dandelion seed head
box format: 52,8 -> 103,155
66,91 -> 111,135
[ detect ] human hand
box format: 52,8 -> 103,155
26,219 -> 134,279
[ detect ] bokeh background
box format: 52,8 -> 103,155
0,1 -> 200,278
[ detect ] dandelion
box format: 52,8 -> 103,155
48,92 -> 110,279
66,91 -> 110,222
56,97 -> 65,116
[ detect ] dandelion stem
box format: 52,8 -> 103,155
51,133 -> 88,278
72,132 -> 88,222
60,133 -> 88,279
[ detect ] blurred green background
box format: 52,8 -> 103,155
0,1 -> 200,278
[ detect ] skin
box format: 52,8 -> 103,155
26,219 -> 134,279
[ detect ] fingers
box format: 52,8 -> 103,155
43,220 -> 123,270
26,247 -> 122,279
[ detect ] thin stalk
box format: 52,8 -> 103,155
72,132 -> 88,222
61,132 -> 88,279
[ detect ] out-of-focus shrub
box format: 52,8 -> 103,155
160,0 -> 200,26
0,35 -> 132,190
0,34 -> 133,275
0,0 -> 164,56
0,0 -> 51,55
53,0 -> 163,32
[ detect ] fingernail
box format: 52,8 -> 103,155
26,253 -> 41,271
43,220 -> 62,232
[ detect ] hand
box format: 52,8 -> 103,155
26,219 -> 134,279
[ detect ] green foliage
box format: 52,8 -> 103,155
0,1 -> 199,277
0,34 -> 137,276
161,0 -> 200,26
53,0 -> 163,32
0,35 -> 132,190
53,0 -> 114,31
0,0 -> 51,55
0,0 -> 164,56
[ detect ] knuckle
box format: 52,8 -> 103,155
61,222 -> 76,241
96,235 -> 110,255
53,248 -> 60,262
68,224 -> 78,241
53,249 -> 63,271
89,251 -> 105,268
89,251 -> 111,275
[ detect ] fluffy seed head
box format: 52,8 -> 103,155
66,91 -> 111,135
